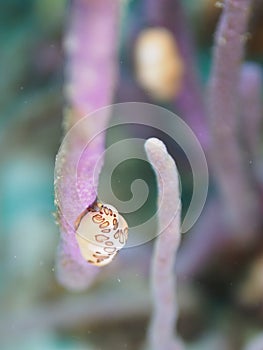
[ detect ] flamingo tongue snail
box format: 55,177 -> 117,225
75,201 -> 128,267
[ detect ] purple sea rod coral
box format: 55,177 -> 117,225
54,0 -> 120,290
239,63 -> 263,175
145,138 -> 184,350
208,0 -> 260,236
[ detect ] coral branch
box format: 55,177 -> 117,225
64,0 -> 119,122
145,138 -> 183,350
54,0 -> 120,290
239,63 -> 262,173
208,0 -> 259,236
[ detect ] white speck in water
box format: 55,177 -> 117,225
14,255 -> 17,259
241,32 -> 252,43
117,278 -> 121,283
215,1 -> 224,8
51,267 -> 55,272
218,36 -> 227,45
249,160 -> 253,165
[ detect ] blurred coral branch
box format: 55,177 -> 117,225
176,0 -> 263,283
208,0 -> 260,237
239,62 -> 263,183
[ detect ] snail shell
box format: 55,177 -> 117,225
135,27 -> 184,101
75,201 -> 128,266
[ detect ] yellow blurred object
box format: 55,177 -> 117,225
238,256 -> 263,306
135,27 -> 184,101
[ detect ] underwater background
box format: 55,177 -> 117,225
1,1 -> 263,349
